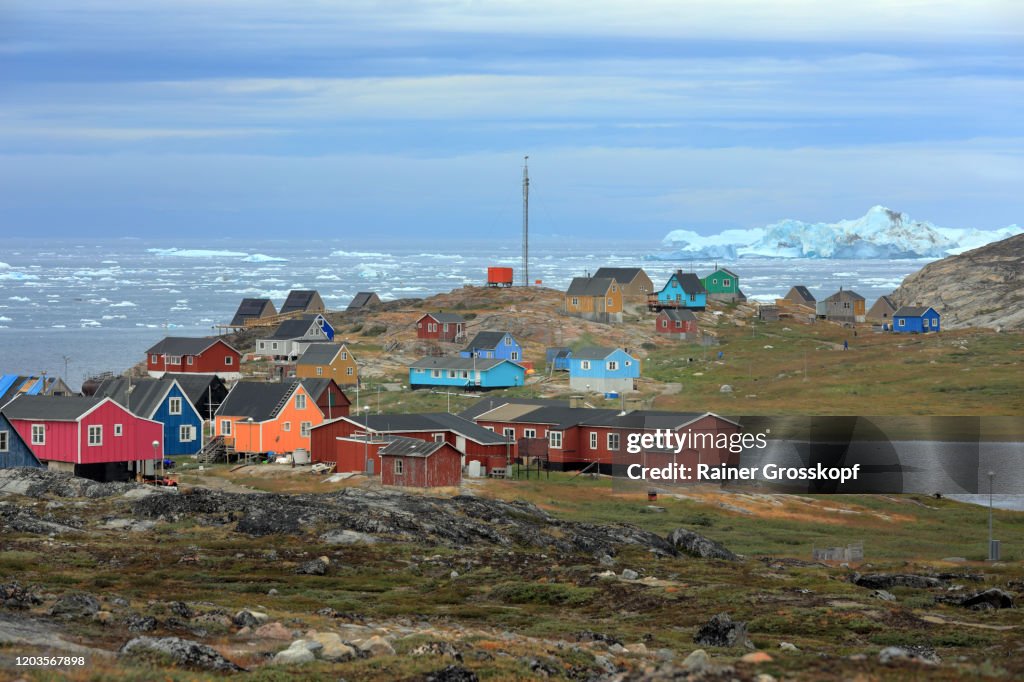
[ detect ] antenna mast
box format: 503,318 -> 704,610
522,155 -> 529,286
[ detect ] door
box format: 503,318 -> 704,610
366,458 -> 374,475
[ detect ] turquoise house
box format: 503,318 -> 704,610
651,271 -> 707,311
568,347 -> 640,394
409,357 -> 526,390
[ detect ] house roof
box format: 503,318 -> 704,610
572,346 -> 626,361
873,295 -> 898,311
410,356 -> 507,371
0,375 -> 65,405
661,309 -> 697,322
93,377 -> 177,418
230,298 -> 275,326
297,343 -> 344,366
546,346 -> 573,359
566,277 -> 615,297
347,292 -> 380,310
162,374 -> 225,406
2,395 -> 105,421
458,397 -> 570,421
146,336 -> 235,356
707,267 -> 739,278
894,306 -> 937,317
280,290 -> 321,314
378,436 -> 446,458
298,378 -> 350,407
265,315 -> 323,340
824,289 -> 865,302
462,331 -> 513,352
216,381 -> 302,422
421,312 -> 464,324
581,410 -> 709,429
788,286 -> 816,303
592,267 -> 646,284
671,271 -> 707,295
498,405 -> 621,430
340,412 -> 508,445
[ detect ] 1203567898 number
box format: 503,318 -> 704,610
16,656 -> 86,666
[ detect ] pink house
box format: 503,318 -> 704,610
2,395 -> 164,482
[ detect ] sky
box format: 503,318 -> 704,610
1,0 -> 1021,240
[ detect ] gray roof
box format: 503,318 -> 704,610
347,292 -> 380,310
873,295 -> 898,310
581,410 -> 709,429
592,267 -> 646,284
216,381 -> 300,421
265,315 -> 322,340
340,412 -> 508,445
378,436 -> 446,458
824,289 -> 865,302
671,271 -> 707,295
894,306 -> 937,317
410,357 -> 506,371
421,312 -> 464,324
462,331 -> 513,352
500,406 -> 621,430
572,346 -> 620,361
566,277 -> 615,296
661,309 -> 697,322
458,397 -> 570,421
146,336 -> 234,356
162,374 -> 226,406
297,343 -> 343,366
93,377 -> 176,419
280,290 -> 321,314
230,298 -> 275,326
788,286 -> 815,303
2,395 -> 105,421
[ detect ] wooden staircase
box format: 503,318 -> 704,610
197,435 -> 235,465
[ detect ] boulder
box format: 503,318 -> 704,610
878,645 -> 940,666
254,622 -> 293,640
0,582 -> 42,609
852,573 -> 943,590
959,588 -> 1014,610
295,556 -> 330,576
320,529 -> 378,545
50,593 -> 100,620
232,609 -> 268,628
357,635 -> 395,657
425,665 -> 480,682
119,636 -> 244,672
410,640 -> 463,662
682,649 -> 710,673
667,528 -> 739,561
310,631 -> 356,661
273,641 -> 315,666
693,613 -> 751,649
621,569 -> 639,581
871,590 -> 897,602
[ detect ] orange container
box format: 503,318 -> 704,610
487,267 -> 514,286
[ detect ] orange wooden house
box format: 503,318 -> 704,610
214,381 -> 325,456
564,276 -> 623,323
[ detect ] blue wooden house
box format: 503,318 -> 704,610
409,357 -> 526,390
93,377 -> 204,456
568,347 -> 640,394
459,331 -> 523,362
546,347 -> 573,372
0,412 -> 44,469
650,271 -> 707,311
892,306 -> 940,333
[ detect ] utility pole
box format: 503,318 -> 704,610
522,155 -> 529,287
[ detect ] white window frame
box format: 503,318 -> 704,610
580,360 -> 591,370
898,319 -> 906,327
431,369 -> 441,378
504,336 -> 512,346
283,421 -> 291,432
225,356 -> 233,365
503,427 -> 515,440
341,351 -> 348,360
271,342 -> 279,351
88,425 -> 103,446
723,278 -> 731,287
510,351 -> 519,361
221,419 -> 232,436
114,424 -> 123,437
316,366 -> 323,376
187,356 -> 194,365
179,424 -> 195,442
590,432 -> 598,449
607,432 -> 620,451
295,393 -> 307,410
151,354 -> 158,363
524,428 -> 537,438
300,421 -> 312,437
31,424 -> 45,445
607,361 -> 618,371
549,430 -> 563,449
166,355 -> 181,365
394,458 -> 404,475
571,297 -> 579,306
0,430 -> 8,452
449,370 -> 457,378
346,367 -> 354,376
168,397 -> 182,415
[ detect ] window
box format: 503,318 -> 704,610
187,356 -> 194,365
607,297 -> 613,306
504,336 -> 512,345
524,428 -> 536,438
295,393 -> 307,410
449,370 -> 457,378
503,428 -> 515,440
580,360 -> 591,370
271,342 -> 279,350
723,278 -> 731,287
346,367 -> 354,376
225,356 -> 233,366
151,354 -> 158,363
180,425 -> 196,442
31,424 -> 45,445
898,319 -> 906,327
607,361 -> 618,371
571,297 -> 579,306
611,284 -> 617,292
676,320 -> 682,328
607,433 -> 620,451
661,319 -> 667,328
460,370 -> 469,379
88,425 -> 102,446
510,351 -> 519,361
300,421 -> 311,437
316,366 -> 323,376
283,421 -> 291,432
0,430 -> 8,452
484,426 -> 494,432
432,433 -> 445,443
166,355 -> 181,365
168,397 -> 182,415
931,318 -> 938,328
431,369 -> 441,378
689,294 -> 696,302
341,352 -> 348,360
590,432 -> 598,449
443,323 -> 449,332
549,431 -> 563,449
114,424 -> 123,437
394,458 -> 404,475
221,419 -> 232,436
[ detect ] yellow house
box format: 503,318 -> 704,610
295,343 -> 359,386
564,276 -> 623,323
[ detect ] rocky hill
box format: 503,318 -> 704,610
890,233 -> 1024,330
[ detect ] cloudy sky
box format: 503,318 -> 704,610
1,1 -> 1021,240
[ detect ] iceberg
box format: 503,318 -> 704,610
653,206 -> 1021,260
148,248 -> 248,258
242,253 -> 288,263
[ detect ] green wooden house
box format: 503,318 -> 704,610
702,267 -> 745,303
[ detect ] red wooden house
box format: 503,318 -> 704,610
2,395 -> 163,482
310,412 -> 512,475
146,337 -> 241,380
416,313 -> 466,342
299,379 -> 351,420
656,309 -> 699,339
379,436 -> 462,488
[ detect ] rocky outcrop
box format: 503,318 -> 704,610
889,233 -> 1024,330
666,528 -> 739,561
693,613 -> 751,648
118,636 -> 244,672
852,573 -> 943,590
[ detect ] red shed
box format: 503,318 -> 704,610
656,309 -> 699,338
2,395 -> 163,481
486,267 -> 514,287
416,312 -> 466,343
145,337 -> 241,380
379,437 -> 462,488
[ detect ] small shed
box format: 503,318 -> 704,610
892,306 -> 940,333
416,312 -> 466,342
379,436 -> 462,488
757,304 -> 779,322
546,347 -> 573,371
280,290 -> 326,315
783,286 -> 816,308
230,298 -> 277,327
656,309 -> 699,338
347,292 -> 381,311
